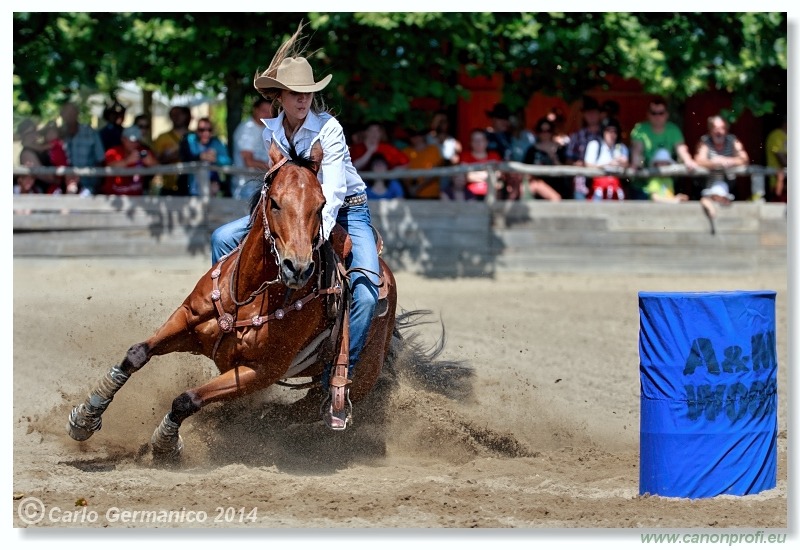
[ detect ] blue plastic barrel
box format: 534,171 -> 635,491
638,291 -> 778,498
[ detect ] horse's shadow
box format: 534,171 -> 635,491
177,315 -> 474,474
191,376 -> 398,474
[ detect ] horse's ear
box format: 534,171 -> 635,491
309,141 -> 323,174
268,140 -> 285,167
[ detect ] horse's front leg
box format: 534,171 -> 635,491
67,306 -> 200,442
151,364 -> 274,462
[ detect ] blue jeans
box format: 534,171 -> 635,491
210,197 -> 380,379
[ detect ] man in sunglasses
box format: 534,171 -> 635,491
629,97 -> 697,199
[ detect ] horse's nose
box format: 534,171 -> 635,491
281,258 -> 315,288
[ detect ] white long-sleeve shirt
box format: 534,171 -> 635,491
261,110 -> 366,239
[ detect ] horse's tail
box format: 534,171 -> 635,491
387,309 -> 474,401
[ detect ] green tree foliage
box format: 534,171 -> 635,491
13,12 -> 786,135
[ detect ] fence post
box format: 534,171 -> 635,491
196,163 -> 211,200
486,165 -> 498,205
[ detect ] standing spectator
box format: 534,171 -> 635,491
629,96 -> 697,192
180,117 -> 232,197
454,128 -> 502,201
501,112 -> 537,200
521,117 -> 565,201
60,101 -> 106,194
565,96 -> 604,200
363,154 -> 406,200
485,102 -> 514,160
584,118 -> 629,200
350,121 -> 408,171
426,111 -> 462,199
42,121 -> 81,194
402,127 -> 443,199
102,125 -> 158,195
765,117 -> 787,202
98,100 -> 126,151
231,96 -> 272,200
132,114 -> 153,148
153,105 -> 192,195
694,115 -> 750,222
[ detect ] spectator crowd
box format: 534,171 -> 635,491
14,94 -> 787,207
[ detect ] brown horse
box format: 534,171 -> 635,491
66,140 -> 400,461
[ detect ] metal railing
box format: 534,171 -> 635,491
13,162 -> 777,204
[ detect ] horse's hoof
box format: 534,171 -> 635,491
66,405 -> 100,441
150,415 -> 183,461
151,435 -> 183,464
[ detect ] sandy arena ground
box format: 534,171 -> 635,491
11,256 -> 789,543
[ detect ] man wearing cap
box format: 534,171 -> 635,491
485,102 -> 514,160
565,96 -> 604,200
102,125 -> 158,195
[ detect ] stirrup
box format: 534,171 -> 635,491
320,391 -> 352,431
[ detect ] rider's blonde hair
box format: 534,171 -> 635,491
255,21 -> 327,115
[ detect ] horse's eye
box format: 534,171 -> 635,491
270,198 -> 281,211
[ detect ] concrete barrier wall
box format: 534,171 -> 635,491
13,195 -> 787,276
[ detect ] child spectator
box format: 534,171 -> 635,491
364,154 -> 406,200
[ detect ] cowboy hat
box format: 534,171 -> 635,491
254,57 -> 332,93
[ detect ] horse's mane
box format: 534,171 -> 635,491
247,142 -> 320,220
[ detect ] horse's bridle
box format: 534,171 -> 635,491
259,156 -> 324,263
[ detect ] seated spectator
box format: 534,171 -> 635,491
566,96 -> 604,200
641,148 -> 689,204
584,118 -> 629,200
402,127 -> 443,199
546,106 -> 570,147
765,117 -> 787,202
350,121 -> 409,171
14,172 -> 46,195
454,128 -> 502,201
364,154 -> 406,200
426,111 -> 462,199
501,112 -> 537,200
179,117 -> 232,197
522,117 -> 567,201
101,125 -> 158,195
694,115 -> 749,222
41,121 -> 83,195
154,105 -> 192,195
16,118 -> 61,193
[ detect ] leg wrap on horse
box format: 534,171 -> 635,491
66,364 -> 130,441
151,413 -> 184,460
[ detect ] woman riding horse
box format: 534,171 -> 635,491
210,25 -> 379,430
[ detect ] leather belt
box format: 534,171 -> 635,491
343,192 -> 367,207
